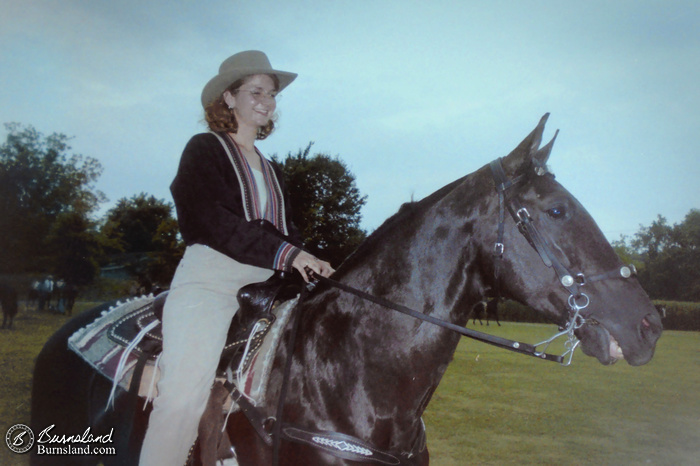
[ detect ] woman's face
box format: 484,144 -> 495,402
224,74 -> 277,130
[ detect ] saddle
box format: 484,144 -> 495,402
89,273 -> 299,466
108,271 -> 301,375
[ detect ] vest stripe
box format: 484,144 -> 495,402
211,132 -> 289,235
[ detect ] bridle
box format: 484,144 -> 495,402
489,156 -> 637,365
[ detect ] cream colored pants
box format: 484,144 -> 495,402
139,244 -> 273,466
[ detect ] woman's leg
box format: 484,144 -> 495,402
139,245 -> 272,466
139,285 -> 232,465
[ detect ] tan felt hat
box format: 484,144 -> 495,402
201,50 -> 297,108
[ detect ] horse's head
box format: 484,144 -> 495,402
482,114 -> 661,366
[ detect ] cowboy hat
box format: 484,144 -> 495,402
200,50 -> 297,108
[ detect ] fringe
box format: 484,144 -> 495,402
106,319 -> 159,411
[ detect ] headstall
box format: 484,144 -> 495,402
489,157 -> 637,365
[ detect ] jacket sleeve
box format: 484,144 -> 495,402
171,133 -> 303,271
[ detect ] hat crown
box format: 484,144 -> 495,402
219,50 -> 273,74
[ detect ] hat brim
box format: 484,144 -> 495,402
201,68 -> 297,108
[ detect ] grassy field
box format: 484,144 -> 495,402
1,303 -> 103,466
423,324 -> 700,465
2,304 -> 699,465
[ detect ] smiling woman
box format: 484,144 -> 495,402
204,75 -> 281,140
135,50 -> 335,466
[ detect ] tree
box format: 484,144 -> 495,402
0,123 -> 105,273
611,235 -> 636,265
631,215 -> 674,262
619,210 -> 700,301
148,215 -> 184,287
101,193 -> 183,288
274,143 -> 367,267
667,210 -> 700,301
46,212 -> 103,287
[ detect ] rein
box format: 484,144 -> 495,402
310,274 -> 564,363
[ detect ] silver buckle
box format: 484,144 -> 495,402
516,208 -> 531,223
494,242 -> 504,256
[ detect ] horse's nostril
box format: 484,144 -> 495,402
640,313 -> 663,343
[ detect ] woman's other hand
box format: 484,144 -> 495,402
292,251 -> 335,282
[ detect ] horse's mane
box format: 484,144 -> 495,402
335,174 -> 469,275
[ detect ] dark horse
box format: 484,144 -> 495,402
1,281 -> 18,329
31,115 -> 662,465
469,297 -> 501,326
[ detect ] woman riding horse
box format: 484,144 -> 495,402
138,51 -> 334,466
31,114 -> 662,466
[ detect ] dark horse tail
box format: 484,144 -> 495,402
31,301 -> 148,466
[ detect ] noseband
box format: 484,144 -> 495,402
489,157 -> 637,365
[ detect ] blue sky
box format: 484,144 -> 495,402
1,0 -> 698,241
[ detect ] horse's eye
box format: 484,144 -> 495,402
546,206 -> 567,219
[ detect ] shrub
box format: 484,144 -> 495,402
495,299 -> 700,331
654,300 -> 700,331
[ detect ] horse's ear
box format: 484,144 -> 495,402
529,113 -> 549,155
501,113 -> 557,176
532,129 -> 558,176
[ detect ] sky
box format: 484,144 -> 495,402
1,0 -> 698,241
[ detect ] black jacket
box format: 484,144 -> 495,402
170,132 -> 304,272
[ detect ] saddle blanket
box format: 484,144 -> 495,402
67,295 -> 297,410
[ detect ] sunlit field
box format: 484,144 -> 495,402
2,306 -> 698,465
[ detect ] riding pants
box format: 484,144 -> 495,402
139,244 -> 273,466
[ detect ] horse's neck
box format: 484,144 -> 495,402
344,173 -> 489,328
286,174 -> 489,446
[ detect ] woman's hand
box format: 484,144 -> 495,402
292,251 -> 335,283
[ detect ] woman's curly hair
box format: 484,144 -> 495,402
204,75 -> 279,140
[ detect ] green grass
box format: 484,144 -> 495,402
2,306 -> 699,465
423,323 -> 700,465
1,302 -> 101,466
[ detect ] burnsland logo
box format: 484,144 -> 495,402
5,424 -> 117,457
35,424 -> 114,444
5,424 -> 35,454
